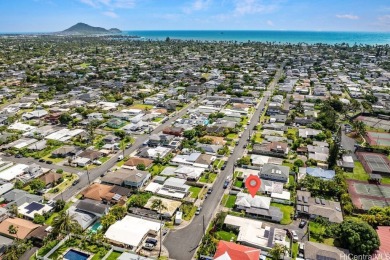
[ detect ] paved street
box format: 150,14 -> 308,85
163,66 -> 284,260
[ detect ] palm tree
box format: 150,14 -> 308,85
52,211 -> 81,238
119,139 -> 126,158
268,243 -> 289,260
151,199 -> 167,258
9,204 -> 18,217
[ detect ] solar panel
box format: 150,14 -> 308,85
264,230 -> 269,238
25,202 -> 44,214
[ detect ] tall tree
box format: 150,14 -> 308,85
268,243 -> 288,260
151,199 -> 167,258
52,211 -> 81,238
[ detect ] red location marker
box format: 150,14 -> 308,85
246,174 -> 261,198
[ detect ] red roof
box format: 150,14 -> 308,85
214,241 -> 260,260
373,226 -> 390,258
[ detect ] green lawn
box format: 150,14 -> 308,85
45,202 -> 72,225
282,162 -> 294,170
225,195 -> 237,208
270,202 -> 294,225
291,242 -> 299,258
99,156 -> 110,163
152,117 -> 164,122
189,186 -> 202,199
226,133 -> 238,140
79,62 -> 90,68
344,162 -> 368,181
233,180 -> 243,188
253,132 -> 263,143
199,172 -> 217,183
181,204 -> 198,221
106,251 -> 122,260
221,194 -> 229,206
213,159 -> 224,169
149,164 -> 166,176
48,174 -> 77,194
129,104 -> 154,110
42,154 -> 64,163
215,231 -> 237,242
116,160 -> 125,167
309,222 -> 336,246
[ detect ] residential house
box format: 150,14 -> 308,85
260,164 -> 290,183
214,241 -> 261,260
124,157 -> 153,169
75,199 -> 110,217
296,190 -> 343,223
163,127 -> 184,137
304,241 -> 349,260
81,183 -> 127,204
0,218 -> 40,239
101,169 -> 151,189
39,172 -> 62,188
251,142 -> 289,158
337,155 -> 355,172
298,128 -> 322,139
3,189 -> 42,208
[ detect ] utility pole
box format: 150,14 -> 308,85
86,165 -> 91,185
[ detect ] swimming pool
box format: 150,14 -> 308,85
63,249 -> 90,260
90,222 -> 102,233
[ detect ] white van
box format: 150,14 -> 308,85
117,155 -> 123,161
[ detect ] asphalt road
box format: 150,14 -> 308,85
164,66 -> 284,260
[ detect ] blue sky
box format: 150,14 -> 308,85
1,0 -> 390,32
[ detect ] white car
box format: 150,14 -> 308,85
291,230 -> 299,242
93,160 -> 102,165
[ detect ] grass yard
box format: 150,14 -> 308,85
253,132 -> 263,143
42,154 -> 64,164
116,160 -> 125,167
221,194 -> 229,206
99,156 -> 110,164
309,222 -> 336,246
213,159 -> 224,169
233,180 -> 243,188
199,172 -> 217,183
189,186 -> 202,199
225,195 -> 237,208
106,251 -> 122,260
226,133 -> 238,140
282,161 -> 294,170
291,242 -> 299,258
152,117 -> 164,122
181,203 -> 198,221
48,173 -> 77,195
215,231 -> 237,242
344,162 -> 368,181
45,202 -> 72,225
270,202 -> 294,225
149,164 -> 166,176
129,104 -> 154,110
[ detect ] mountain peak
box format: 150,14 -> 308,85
62,23 -> 121,34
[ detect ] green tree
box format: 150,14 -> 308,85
151,199 -> 167,258
100,213 -> 116,231
294,159 -> 304,168
183,129 -> 196,140
59,113 -> 73,125
52,211 -> 81,238
136,163 -> 146,170
337,219 -> 380,255
268,243 -> 288,260
110,205 -> 127,220
29,179 -> 45,192
123,98 -> 134,106
14,180 -> 24,189
3,239 -> 31,260
33,213 -> 45,224
54,199 -> 66,212
119,139 -> 126,158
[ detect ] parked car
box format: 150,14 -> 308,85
207,188 -> 213,194
143,243 -> 155,251
72,179 -> 80,186
145,238 -> 158,246
15,154 -> 23,158
117,155 -> 123,161
93,160 -> 102,165
299,219 -> 307,228
223,180 -> 229,189
195,207 -> 202,215
38,159 -> 45,163
46,160 -> 53,164
291,230 -> 299,242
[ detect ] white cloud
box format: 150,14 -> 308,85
234,0 -> 279,16
103,11 -> 118,18
336,14 -> 359,20
266,20 -> 274,26
183,0 -> 211,14
79,0 -> 135,9
377,15 -> 390,26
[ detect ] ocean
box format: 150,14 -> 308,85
122,30 -> 390,45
